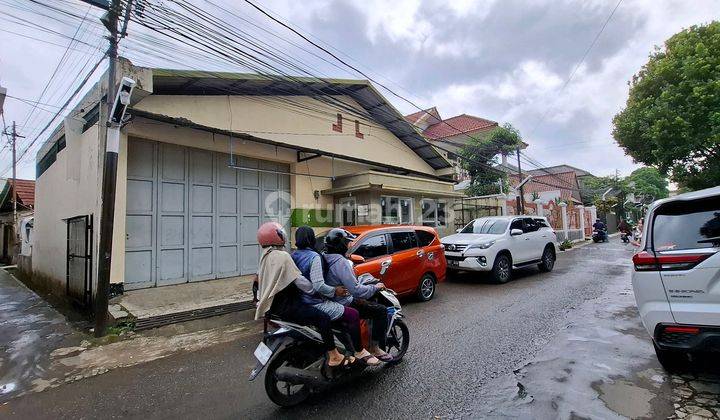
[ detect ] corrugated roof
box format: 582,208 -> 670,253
148,69 -> 452,172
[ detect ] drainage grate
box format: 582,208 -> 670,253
134,301 -> 255,330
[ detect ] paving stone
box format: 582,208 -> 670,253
684,405 -> 714,419
676,387 -> 694,398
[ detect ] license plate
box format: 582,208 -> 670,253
254,342 -> 273,366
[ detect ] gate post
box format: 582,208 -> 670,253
589,205 -> 597,224
577,205 -> 585,239
534,199 -> 544,217
559,202 -> 568,241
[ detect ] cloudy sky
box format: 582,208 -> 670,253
0,0 -> 718,180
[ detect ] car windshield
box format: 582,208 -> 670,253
461,218 -> 509,234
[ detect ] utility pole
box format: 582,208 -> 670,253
94,0 -> 120,337
3,122 -> 24,241
516,147 -> 524,214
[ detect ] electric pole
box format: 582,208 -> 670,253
95,0 -> 120,337
3,122 -> 24,240
516,147 -> 524,214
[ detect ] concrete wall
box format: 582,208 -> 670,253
33,124 -> 102,294
133,95 -> 437,176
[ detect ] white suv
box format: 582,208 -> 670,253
441,216 -> 558,283
632,186 -> 720,371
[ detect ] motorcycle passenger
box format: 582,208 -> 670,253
593,218 -> 608,241
291,226 -> 370,363
254,222 -> 354,368
323,228 -> 394,363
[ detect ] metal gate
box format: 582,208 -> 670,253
125,139 -> 291,290
67,215 -> 92,307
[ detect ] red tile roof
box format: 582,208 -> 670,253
416,114 -> 498,140
509,171 -> 580,202
10,179 -> 35,207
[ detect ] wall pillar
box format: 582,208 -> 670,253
577,205 -> 585,239
559,202 -> 568,241
534,199 -> 544,217
500,194 -> 508,216
589,206 -> 597,224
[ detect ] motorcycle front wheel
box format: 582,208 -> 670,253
264,343 -> 321,407
384,319 -> 410,364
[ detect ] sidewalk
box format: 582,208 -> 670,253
111,275 -> 256,330
0,268 -> 85,402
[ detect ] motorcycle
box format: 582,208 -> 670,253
620,231 -> 630,244
248,271 -> 409,407
592,229 -> 609,243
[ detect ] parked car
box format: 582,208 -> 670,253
441,216 -> 557,283
338,225 -> 447,301
631,186 -> 720,371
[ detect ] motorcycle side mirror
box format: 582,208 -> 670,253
379,259 -> 392,276
349,254 -> 365,264
510,229 -> 523,236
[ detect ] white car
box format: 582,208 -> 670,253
632,186 -> 720,371
441,216 -> 558,283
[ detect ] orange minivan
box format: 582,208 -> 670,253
342,225 -> 447,302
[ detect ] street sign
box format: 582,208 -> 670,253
78,0 -> 109,9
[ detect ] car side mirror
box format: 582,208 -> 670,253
349,254 -> 366,264
510,229 -> 523,236
456,228 -> 462,233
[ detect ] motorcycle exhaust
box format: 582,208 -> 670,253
274,366 -> 327,387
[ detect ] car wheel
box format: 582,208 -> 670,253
491,254 -> 512,284
538,246 -> 556,272
416,274 -> 436,302
653,341 -> 689,373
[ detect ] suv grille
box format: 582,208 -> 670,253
443,243 -> 468,252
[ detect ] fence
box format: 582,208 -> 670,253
505,198 -> 597,243
452,196 -> 503,230
451,194 -> 597,243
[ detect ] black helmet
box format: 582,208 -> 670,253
324,228 -> 356,254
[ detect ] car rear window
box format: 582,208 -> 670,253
535,218 -> 550,228
415,230 -> 436,247
390,231 -> 418,252
652,196 -> 720,251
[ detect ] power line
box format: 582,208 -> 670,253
20,4 -> 93,133
526,0 -> 623,138
8,55 -> 106,171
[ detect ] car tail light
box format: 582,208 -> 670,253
633,251 -> 712,271
664,326 -> 700,334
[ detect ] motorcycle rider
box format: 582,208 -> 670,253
254,222 -> 355,368
323,228 -> 394,363
592,218 -> 608,241
291,226 -> 373,365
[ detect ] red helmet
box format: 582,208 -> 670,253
257,222 -> 286,247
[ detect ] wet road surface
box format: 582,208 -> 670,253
4,240 -> 706,419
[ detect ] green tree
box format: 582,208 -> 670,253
613,22 -> 720,190
460,123 -> 522,196
627,167 -> 669,201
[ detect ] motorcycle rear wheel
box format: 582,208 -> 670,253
264,343 -> 321,407
384,319 -> 410,365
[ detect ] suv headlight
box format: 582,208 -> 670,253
467,240 -> 495,250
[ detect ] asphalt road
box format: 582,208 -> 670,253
4,240 -> 633,419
